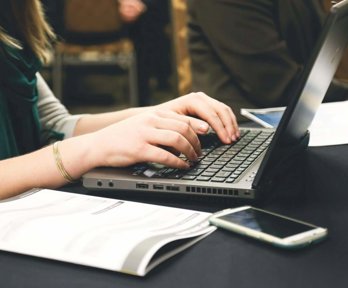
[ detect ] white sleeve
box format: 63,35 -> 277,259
36,73 -> 86,143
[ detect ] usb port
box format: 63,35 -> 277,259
153,185 -> 164,190
166,186 -> 179,191
136,183 -> 149,189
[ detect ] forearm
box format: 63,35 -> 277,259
0,134 -> 98,199
0,92 -> 238,199
73,106 -> 150,136
36,73 -> 151,138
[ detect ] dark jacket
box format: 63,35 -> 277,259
187,0 -> 347,119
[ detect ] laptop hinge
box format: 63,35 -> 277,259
253,131 -> 310,203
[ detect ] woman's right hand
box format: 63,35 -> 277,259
88,110 -> 205,170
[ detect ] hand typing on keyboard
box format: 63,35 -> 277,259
134,130 -> 274,183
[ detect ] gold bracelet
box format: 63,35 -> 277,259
53,141 -> 78,183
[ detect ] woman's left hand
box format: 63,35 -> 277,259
154,92 -> 240,144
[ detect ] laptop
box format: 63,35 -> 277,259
83,0 -> 348,200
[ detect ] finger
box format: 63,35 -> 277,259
148,128 -> 199,161
187,92 -> 239,143
162,146 -> 181,157
155,110 -> 210,135
227,105 -> 240,138
150,115 -> 202,156
216,104 -> 240,141
186,99 -> 231,143
182,116 -> 210,135
197,92 -> 239,140
142,145 -> 190,169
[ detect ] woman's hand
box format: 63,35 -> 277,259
87,92 -> 239,170
89,110 -> 203,169
154,92 -> 240,144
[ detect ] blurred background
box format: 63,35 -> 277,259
40,0 -> 188,114
41,0 -> 348,119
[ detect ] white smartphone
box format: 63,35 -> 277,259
209,206 -> 328,249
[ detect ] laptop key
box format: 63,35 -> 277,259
167,171 -> 186,179
215,171 -> 231,178
187,168 -> 204,176
196,163 -> 209,169
221,167 -> 236,172
201,172 -> 216,177
206,167 -> 220,173
211,177 -> 226,182
196,176 -> 211,181
182,175 -> 196,180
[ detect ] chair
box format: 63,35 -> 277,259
52,0 -> 138,106
170,0 -> 192,96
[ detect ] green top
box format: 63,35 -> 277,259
0,1 -> 45,160
0,44 -> 42,159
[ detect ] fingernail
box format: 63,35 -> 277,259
199,123 -> 209,133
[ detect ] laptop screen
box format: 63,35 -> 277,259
253,1 -> 348,190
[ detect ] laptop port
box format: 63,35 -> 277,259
136,183 -> 149,189
153,184 -> 164,190
166,186 -> 179,191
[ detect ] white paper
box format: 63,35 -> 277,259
308,101 -> 348,146
0,189 -> 215,276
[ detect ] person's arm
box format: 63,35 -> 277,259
36,72 -> 149,136
37,73 -> 84,142
75,92 -> 239,142
37,71 -> 239,138
0,133 -> 96,200
0,111 -> 200,199
0,92 -> 238,200
72,107 -> 147,135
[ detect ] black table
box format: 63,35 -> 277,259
1,145 -> 348,288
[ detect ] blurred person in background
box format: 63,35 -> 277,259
119,0 -> 172,106
187,0 -> 348,121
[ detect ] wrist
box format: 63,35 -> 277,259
53,141 -> 79,183
79,133 -> 105,169
58,134 -> 101,179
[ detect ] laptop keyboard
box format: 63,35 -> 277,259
133,129 -> 274,183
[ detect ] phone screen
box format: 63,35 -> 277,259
219,208 -> 315,238
250,111 -> 283,128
